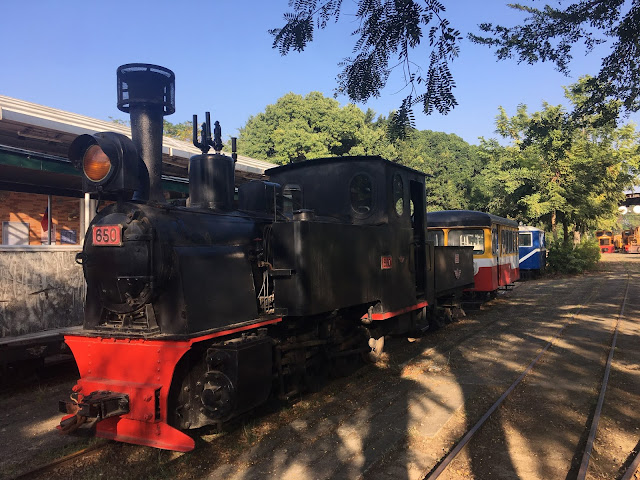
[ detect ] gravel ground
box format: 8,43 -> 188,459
2,254 -> 640,480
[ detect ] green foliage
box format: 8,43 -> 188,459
272,1 -> 640,128
163,120 -> 193,142
237,91 -> 485,211
546,239 -> 601,274
237,92 -> 396,164
471,0 -> 640,115
394,130 -> 484,210
270,0 -> 462,124
110,117 -> 193,143
473,77 -> 640,237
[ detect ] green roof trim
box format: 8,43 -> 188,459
0,147 -> 189,194
162,178 -> 188,193
0,149 -> 79,175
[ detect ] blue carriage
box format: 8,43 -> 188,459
518,226 -> 546,275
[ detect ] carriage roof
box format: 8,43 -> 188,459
519,226 -> 545,233
427,210 -> 519,228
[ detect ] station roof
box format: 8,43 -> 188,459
0,95 -> 275,195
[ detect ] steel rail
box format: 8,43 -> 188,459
621,449 -> 640,480
577,275 -> 630,479
424,293 -> 597,480
9,440 -> 109,480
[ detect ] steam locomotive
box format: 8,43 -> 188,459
58,64 -> 474,452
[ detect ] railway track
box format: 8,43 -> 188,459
423,272 -> 639,480
8,440 -> 110,480
202,273 -> 612,480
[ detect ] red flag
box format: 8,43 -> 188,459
41,207 -> 48,232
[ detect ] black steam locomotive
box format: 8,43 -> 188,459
58,64 -> 474,451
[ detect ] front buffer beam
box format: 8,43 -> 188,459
62,335 -> 195,452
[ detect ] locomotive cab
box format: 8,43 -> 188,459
265,156 -> 432,318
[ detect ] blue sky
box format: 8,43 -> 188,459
2,1 -> 637,146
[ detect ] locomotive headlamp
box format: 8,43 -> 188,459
69,131 -> 149,199
83,144 -> 112,182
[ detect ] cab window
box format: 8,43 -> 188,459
448,229 -> 485,254
427,229 -> 444,246
350,173 -> 374,216
392,173 -> 404,216
283,185 -> 303,215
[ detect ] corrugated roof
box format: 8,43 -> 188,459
0,95 -> 275,175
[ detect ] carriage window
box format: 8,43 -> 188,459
350,173 -> 374,215
502,229 -> 514,253
448,229 -> 485,254
492,227 -> 499,254
427,229 -> 444,246
392,174 -> 404,216
600,238 -> 611,246
283,185 -> 303,215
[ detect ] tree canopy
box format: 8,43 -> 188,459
273,1 -> 640,126
271,0 -> 462,132
163,120 -> 193,142
395,130 -> 482,211
237,92 -> 396,164
471,77 -> 640,240
471,1 -> 640,116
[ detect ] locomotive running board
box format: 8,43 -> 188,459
361,301 -> 428,322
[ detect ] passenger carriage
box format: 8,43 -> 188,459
518,226 -> 546,275
427,210 -> 520,293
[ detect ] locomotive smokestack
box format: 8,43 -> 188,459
116,64 -> 175,203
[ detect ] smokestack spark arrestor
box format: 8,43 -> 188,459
117,64 -> 176,203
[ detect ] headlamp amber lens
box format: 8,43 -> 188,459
83,144 -> 112,182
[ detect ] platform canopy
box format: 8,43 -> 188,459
0,95 -> 274,196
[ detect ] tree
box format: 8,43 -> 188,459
394,130 -> 483,210
110,117 -> 194,143
470,1 -> 640,116
270,0 -> 462,133
237,92 -> 396,164
273,1 -> 640,127
163,120 -> 193,142
474,77 -> 640,241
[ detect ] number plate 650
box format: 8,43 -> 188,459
92,225 -> 122,246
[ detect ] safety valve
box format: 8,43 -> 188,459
69,132 -> 149,199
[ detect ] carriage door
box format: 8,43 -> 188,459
410,180 -> 426,295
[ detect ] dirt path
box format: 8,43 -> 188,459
434,255 -> 640,480
2,254 -> 640,480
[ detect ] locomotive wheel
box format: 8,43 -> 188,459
429,310 -> 445,330
443,307 -> 454,324
365,336 -> 385,363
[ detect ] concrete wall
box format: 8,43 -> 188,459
0,246 -> 85,338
